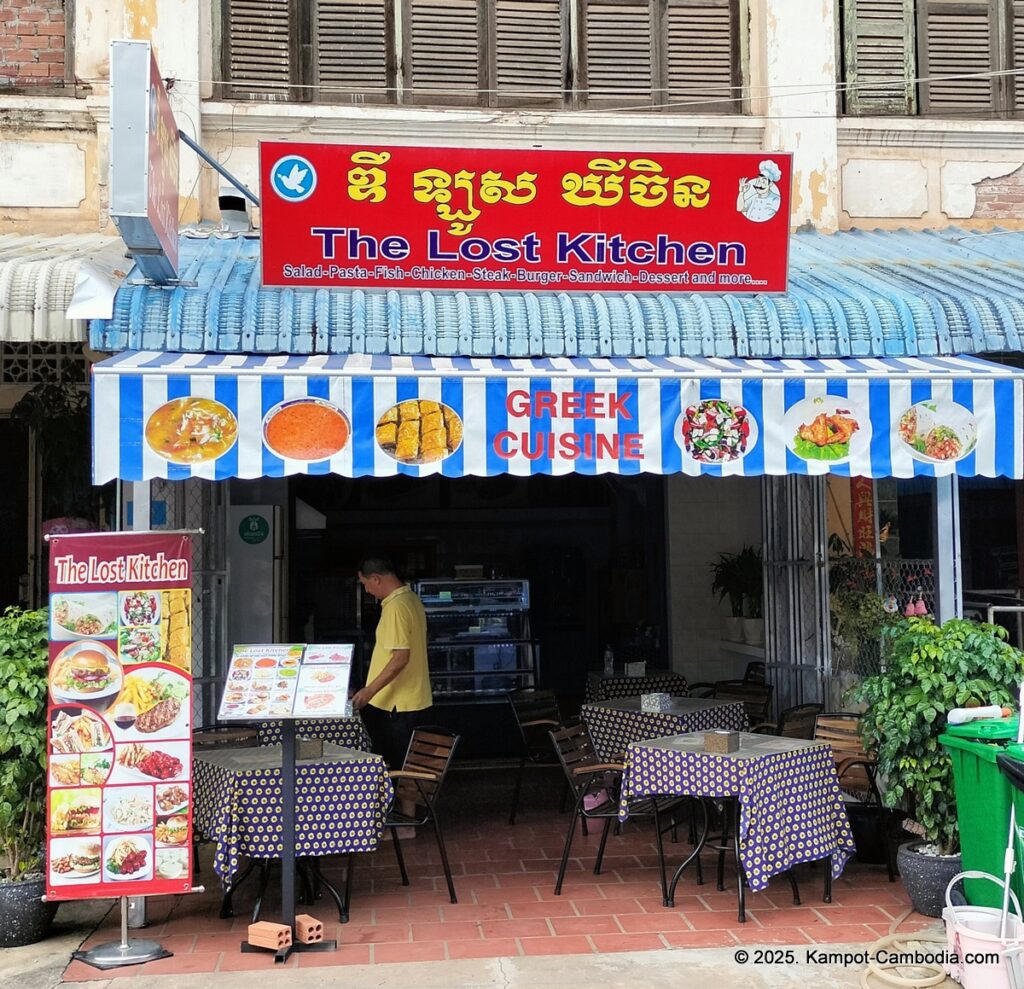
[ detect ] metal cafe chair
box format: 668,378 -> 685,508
342,726 -> 461,919
687,680 -> 774,725
506,688 -> 570,825
547,721 -> 687,904
752,702 -> 824,739
742,660 -> 766,684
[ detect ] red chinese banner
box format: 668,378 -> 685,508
260,143 -> 792,293
850,477 -> 877,556
45,532 -> 193,901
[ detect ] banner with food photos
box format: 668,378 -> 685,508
92,352 -> 1024,482
45,531 -> 193,901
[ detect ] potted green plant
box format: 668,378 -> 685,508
853,616 -> 1024,917
734,545 -> 764,645
710,552 -> 744,642
0,607 -> 57,946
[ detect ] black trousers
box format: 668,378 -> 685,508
360,704 -> 424,770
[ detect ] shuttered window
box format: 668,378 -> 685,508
843,0 -> 1023,116
316,1 -> 394,104
221,0 -> 740,111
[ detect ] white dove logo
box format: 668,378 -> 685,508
270,155 -> 317,203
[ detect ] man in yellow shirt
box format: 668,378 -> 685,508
352,558 -> 432,769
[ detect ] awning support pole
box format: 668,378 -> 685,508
934,476 -> 962,625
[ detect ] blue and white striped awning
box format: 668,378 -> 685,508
92,351 -> 1024,482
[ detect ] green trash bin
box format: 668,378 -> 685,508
939,717 -> 1020,909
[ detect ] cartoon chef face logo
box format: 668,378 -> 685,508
737,159 -> 782,223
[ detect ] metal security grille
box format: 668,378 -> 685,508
762,475 -> 831,714
150,479 -> 228,726
0,342 -> 87,384
828,555 -> 936,688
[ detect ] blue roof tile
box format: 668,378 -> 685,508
90,227 -> 1024,359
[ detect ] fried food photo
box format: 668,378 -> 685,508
375,399 -> 464,465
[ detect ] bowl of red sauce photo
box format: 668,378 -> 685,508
262,398 -> 350,462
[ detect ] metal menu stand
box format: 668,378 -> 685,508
239,718 -> 337,961
72,896 -> 176,969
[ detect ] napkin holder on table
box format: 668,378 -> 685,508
704,730 -> 739,754
641,692 -> 672,713
625,661 -> 647,677
297,736 -> 324,759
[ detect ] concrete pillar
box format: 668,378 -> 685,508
751,0 -> 840,232
934,476 -> 962,624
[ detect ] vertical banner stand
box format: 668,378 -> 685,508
240,720 -> 337,961
71,896 -> 171,969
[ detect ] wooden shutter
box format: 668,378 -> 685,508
315,0 -> 394,103
664,0 -> 738,114
222,0 -> 294,101
842,0 -> 916,114
581,0 -> 654,107
1013,0 -> 1024,113
920,0 -> 997,116
403,0 -> 484,105
492,1 -> 566,107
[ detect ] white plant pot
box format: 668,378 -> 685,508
741,618 -> 765,646
723,616 -> 744,642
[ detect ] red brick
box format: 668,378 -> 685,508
446,938 -> 521,959
411,921 -> 481,941
733,926 -> 814,945
14,22 -> 38,35
297,945 -> 372,966
18,9 -> 47,20
138,953 -> 220,976
479,918 -> 552,939
662,929 -> 737,948
804,923 -> 880,944
550,915 -> 621,935
338,922 -> 409,944
373,940 -> 446,963
616,911 -> 691,933
518,935 -> 593,956
508,900 -> 579,919
216,952 -> 298,971
589,932 -> 666,952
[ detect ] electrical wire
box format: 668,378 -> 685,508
70,63 -> 1024,120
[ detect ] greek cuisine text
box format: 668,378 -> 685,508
494,389 -> 644,461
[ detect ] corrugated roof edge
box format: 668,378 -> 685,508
88,227 -> 1024,360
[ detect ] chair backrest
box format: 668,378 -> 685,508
395,726 -> 460,815
776,703 -> 824,739
508,689 -> 562,762
743,661 -> 766,685
548,721 -> 600,798
814,712 -> 877,800
714,680 -> 773,723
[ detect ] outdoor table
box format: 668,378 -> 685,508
584,669 -> 689,703
619,732 -> 855,919
256,716 -> 370,750
581,696 -> 748,762
192,742 -> 391,920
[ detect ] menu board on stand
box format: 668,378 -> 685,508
217,643 -> 353,721
45,531 -> 196,969
215,642 -> 353,959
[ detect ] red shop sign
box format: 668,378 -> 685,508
259,143 -> 792,293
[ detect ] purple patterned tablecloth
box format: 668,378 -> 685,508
585,671 -> 689,703
256,717 -> 370,750
619,732 -> 855,891
193,742 -> 392,884
582,697 -> 748,762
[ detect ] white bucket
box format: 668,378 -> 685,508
943,871 -> 1024,989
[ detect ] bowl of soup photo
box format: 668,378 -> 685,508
145,397 -> 238,464
262,398 -> 351,462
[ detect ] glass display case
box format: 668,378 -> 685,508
415,579 -> 537,701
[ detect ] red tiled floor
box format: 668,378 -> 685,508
59,764 -> 902,980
